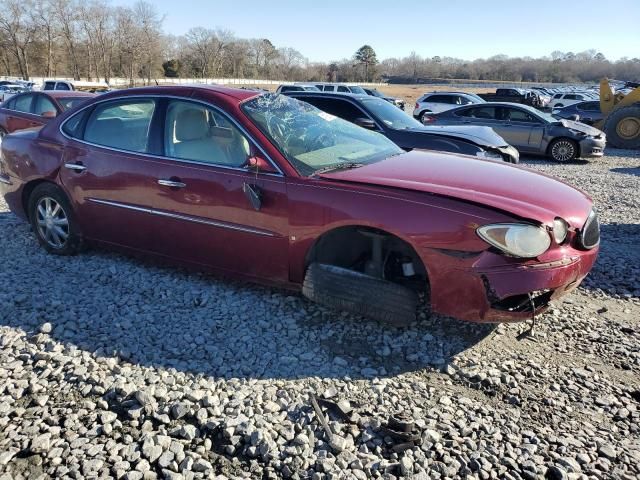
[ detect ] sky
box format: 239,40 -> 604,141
113,0 -> 640,62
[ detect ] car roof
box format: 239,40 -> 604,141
43,91 -> 97,98
91,85 -> 261,103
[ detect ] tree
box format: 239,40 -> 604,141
354,45 -> 378,82
0,0 -> 38,79
162,59 -> 181,77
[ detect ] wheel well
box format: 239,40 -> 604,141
305,225 -> 429,294
21,179 -> 54,220
547,137 -> 580,157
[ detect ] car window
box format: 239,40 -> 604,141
55,83 -> 71,91
165,100 -> 250,167
553,94 -> 562,99
57,97 -> 91,111
457,106 -> 497,120
323,85 -> 334,92
2,97 -> 16,110
504,108 -> 540,123
43,81 -> 56,91
279,86 -> 300,93
84,99 -> 155,153
13,94 -> 34,113
34,95 -> 57,116
337,86 -> 349,93
578,102 -> 600,112
457,96 -> 473,105
299,97 -> 367,124
425,95 -> 452,104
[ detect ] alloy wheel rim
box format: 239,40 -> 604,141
36,197 -> 69,248
552,141 -> 574,161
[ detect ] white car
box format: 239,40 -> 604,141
413,92 -> 485,122
548,92 -> 597,109
275,84 -> 321,93
314,83 -> 368,95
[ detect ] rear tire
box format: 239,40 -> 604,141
302,263 -> 418,326
603,105 -> 640,149
548,138 -> 578,162
28,183 -> 82,255
419,111 -> 432,123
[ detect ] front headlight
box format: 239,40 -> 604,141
477,223 -> 551,258
553,218 -> 568,244
476,150 -> 503,160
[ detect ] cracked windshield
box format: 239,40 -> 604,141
242,94 -> 402,176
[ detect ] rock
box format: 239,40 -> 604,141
598,444 -> 617,459
171,403 -> 189,420
40,322 -> 52,334
546,465 -> 568,480
192,458 -> 212,472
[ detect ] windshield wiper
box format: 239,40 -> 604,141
311,162 -> 365,176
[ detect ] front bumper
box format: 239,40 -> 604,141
579,136 -> 606,158
425,246 -> 599,323
498,145 -> 520,164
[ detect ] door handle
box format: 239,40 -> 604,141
158,179 -> 186,188
64,163 -> 87,172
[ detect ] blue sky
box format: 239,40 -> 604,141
115,0 -> 640,62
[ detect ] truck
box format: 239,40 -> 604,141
478,88 -> 542,108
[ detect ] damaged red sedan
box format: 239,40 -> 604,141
0,86 -> 599,324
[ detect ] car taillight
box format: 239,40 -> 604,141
422,115 -> 436,124
415,103 -> 419,110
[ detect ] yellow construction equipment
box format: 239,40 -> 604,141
598,79 -> 640,149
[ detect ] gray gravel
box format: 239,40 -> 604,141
0,149 -> 639,479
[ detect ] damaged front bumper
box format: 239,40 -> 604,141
426,247 -> 599,323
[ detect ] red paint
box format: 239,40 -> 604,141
0,91 -> 95,134
0,85 -> 600,323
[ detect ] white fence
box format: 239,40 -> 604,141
2,76 -> 387,87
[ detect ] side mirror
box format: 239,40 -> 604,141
568,114 -> 580,122
41,111 -> 56,119
245,155 -> 277,174
354,117 -> 377,130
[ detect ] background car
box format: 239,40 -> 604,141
413,92 -> 485,122
552,101 -> 604,126
0,91 -> 95,143
0,85 -> 599,325
432,102 -> 606,162
313,83 -> 368,94
275,84 -> 321,93
283,91 -> 519,163
548,92 -> 598,109
362,87 -> 405,110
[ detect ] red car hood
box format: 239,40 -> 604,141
319,150 -> 593,228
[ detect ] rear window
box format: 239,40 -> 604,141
425,95 -> 454,104
55,83 -> 71,91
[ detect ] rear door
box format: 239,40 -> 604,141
494,107 -> 544,151
59,97 -> 165,252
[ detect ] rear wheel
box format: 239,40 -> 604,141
419,111 -> 432,123
28,183 -> 82,255
548,138 -> 578,162
603,105 -> 640,149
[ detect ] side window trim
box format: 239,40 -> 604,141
59,94 -> 284,176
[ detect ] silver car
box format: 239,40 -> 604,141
432,102 -> 606,162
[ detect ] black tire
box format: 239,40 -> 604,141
418,111 -> 432,123
603,104 -> 640,149
548,138 -> 578,162
28,183 -> 82,255
302,263 -> 418,326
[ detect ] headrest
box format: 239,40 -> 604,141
175,108 -> 209,141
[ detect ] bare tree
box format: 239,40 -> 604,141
0,0 -> 38,79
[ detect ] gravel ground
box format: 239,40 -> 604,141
0,149 -> 639,480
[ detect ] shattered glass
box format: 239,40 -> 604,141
242,93 -> 402,176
